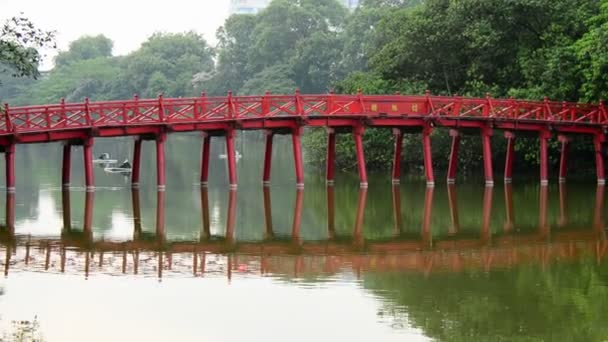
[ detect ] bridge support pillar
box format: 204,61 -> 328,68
392,129 -> 403,185
539,131 -> 550,186
62,144 -> 71,188
84,191 -> 94,236
594,134 -> 605,185
292,127 -> 304,189
200,133 -> 211,187
447,129 -> 460,184
83,137 -> 94,192
481,127 -> 494,187
353,126 -> 368,188
156,132 -> 166,191
558,135 -> 569,183
4,144 -> 15,193
326,129 -> 336,186
422,126 -> 434,187
225,129 -> 238,189
504,131 -> 515,183
263,131 -> 273,186
132,138 -> 142,188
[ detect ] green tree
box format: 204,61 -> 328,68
54,35 -> 113,67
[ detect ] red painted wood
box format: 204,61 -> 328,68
326,130 -> 336,184
422,127 -> 434,186
481,128 -> 494,186
392,130 -> 403,183
62,144 -> 71,187
353,126 -> 367,187
558,137 -> 568,182
132,139 -> 142,186
504,132 -> 515,182
200,134 -> 211,185
292,127 -> 304,188
263,131 -> 273,185
156,133 -> 166,190
594,135 -> 605,184
5,144 -> 15,192
225,129 -> 237,188
83,138 -> 94,191
539,132 -> 550,185
447,130 -> 460,183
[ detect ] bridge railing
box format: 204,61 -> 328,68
3,94 -> 605,135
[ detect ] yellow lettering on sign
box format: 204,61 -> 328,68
411,104 -> 418,112
371,104 -> 378,111
391,104 -> 398,112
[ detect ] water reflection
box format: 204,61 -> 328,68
0,183 -> 606,280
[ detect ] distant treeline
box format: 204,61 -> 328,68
1,0 -> 607,176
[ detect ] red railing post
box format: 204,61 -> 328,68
3,104 -> 12,133
60,98 -> 66,127
452,94 -> 461,117
262,91 -> 270,116
227,91 -> 234,119
425,90 -> 434,114
84,98 -> 91,126
295,89 -> 303,116
482,93 -> 491,117
133,94 -> 140,123
157,94 -> 165,122
599,100 -> 606,124
447,129 -> 460,184
198,92 -> 207,120
356,89 -> 364,114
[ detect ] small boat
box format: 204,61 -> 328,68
218,151 -> 243,160
93,153 -> 118,164
104,159 -> 132,174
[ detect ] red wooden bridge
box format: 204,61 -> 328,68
2,91 -> 607,191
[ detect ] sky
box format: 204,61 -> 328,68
0,0 -> 231,70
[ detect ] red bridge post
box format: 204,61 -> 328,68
392,184 -> 402,235
504,131 -> 515,183
594,134 -> 606,185
83,137 -> 94,192
5,192 -> 14,233
353,125 -> 367,188
226,189 -> 237,243
62,144 -> 71,188
156,132 -> 166,191
263,186 -> 273,239
132,138 -> 142,188
5,144 -> 15,193
326,185 -> 335,239
200,133 -> 211,187
292,127 -> 304,188
481,127 -> 494,187
539,130 -> 551,186
292,188 -> 304,243
422,125 -> 434,187
392,129 -> 403,185
156,190 -> 166,240
200,187 -> 210,240
353,188 -> 367,247
481,186 -> 493,242
447,129 -> 460,184
84,191 -> 94,236
263,130 -> 273,186
326,128 -> 336,186
225,129 -> 238,189
558,135 -> 569,183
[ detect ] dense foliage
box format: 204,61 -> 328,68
1,0 -> 607,175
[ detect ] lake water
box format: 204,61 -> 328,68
0,133 -> 606,341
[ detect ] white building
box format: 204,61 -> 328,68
229,0 -> 359,15
229,0 -> 271,15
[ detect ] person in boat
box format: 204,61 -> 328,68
119,159 -> 132,169
99,153 -> 110,160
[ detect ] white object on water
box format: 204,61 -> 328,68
93,153 -> 118,164
218,151 -> 243,160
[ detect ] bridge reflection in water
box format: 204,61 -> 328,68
0,184 -> 606,280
